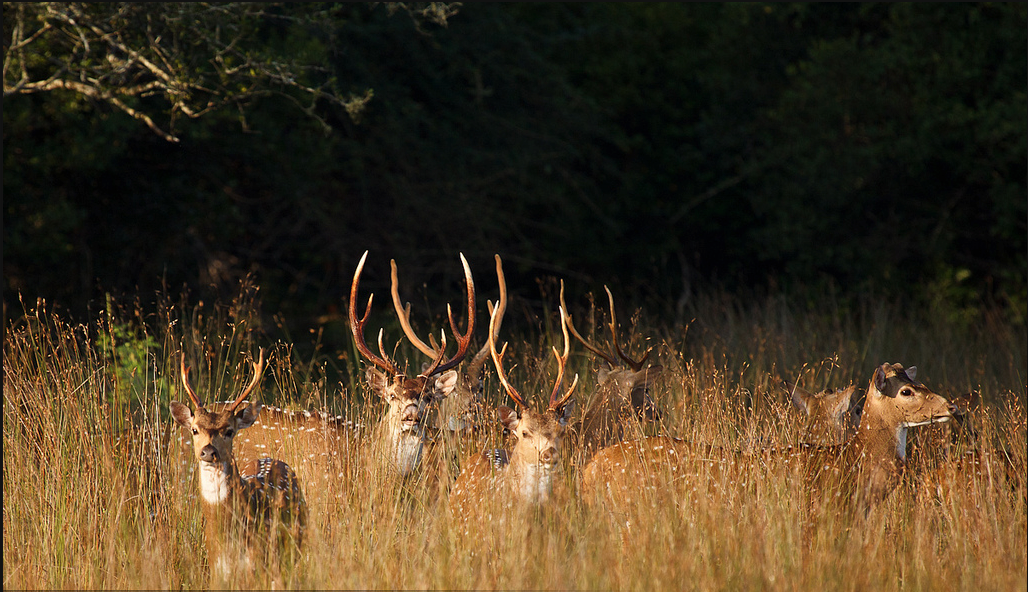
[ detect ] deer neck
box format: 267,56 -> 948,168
507,450 -> 560,504
381,413 -> 426,476
198,457 -> 240,507
848,396 -> 909,502
854,397 -> 908,461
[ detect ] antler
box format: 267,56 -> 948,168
180,352 -> 204,410
549,307 -> 579,412
350,251 -> 403,376
560,281 -> 618,368
416,253 -> 476,378
604,286 -> 652,371
227,348 -> 266,412
391,259 -> 440,359
488,292 -> 528,410
180,349 -> 265,412
466,254 -> 507,377
559,282 -> 651,372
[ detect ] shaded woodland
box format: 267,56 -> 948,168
5,3 -> 1026,337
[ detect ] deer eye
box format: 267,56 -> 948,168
899,388 -> 914,397
224,428 -> 235,438
191,428 -> 198,435
521,430 -> 531,439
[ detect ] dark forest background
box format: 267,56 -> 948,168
5,3 -> 1026,352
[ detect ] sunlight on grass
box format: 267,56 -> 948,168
4,289 -> 1025,590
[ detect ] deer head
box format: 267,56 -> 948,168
782,381 -> 864,445
862,363 -> 953,434
349,251 -> 475,475
560,282 -> 662,456
171,350 -> 267,501
392,254 -> 507,432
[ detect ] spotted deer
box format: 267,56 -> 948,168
560,282 -> 663,462
781,381 -> 863,445
581,363 -> 954,517
190,401 -> 362,509
391,253 -> 508,434
448,303 -> 579,527
349,251 -> 475,479
169,350 -> 307,583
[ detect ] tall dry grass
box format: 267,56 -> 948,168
3,287 -> 1025,590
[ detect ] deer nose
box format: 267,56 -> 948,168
199,444 -> 218,463
402,404 -> 420,424
540,447 -> 557,464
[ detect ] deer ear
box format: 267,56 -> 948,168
497,405 -> 519,432
873,365 -> 890,394
235,401 -> 262,430
784,381 -> 813,415
170,401 -> 194,428
433,370 -> 459,400
904,366 -> 917,381
366,368 -> 390,396
557,400 -> 575,426
636,365 -> 662,386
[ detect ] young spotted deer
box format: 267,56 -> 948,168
391,253 -> 508,434
781,381 -> 863,445
170,350 -> 307,584
448,303 -> 579,529
349,251 -> 475,480
560,282 -> 663,462
581,363 -> 954,517
781,380 -> 1020,496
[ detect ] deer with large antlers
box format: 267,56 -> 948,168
448,301 -> 579,531
350,251 -> 476,480
391,254 -> 508,435
170,350 -> 307,584
560,282 -> 663,463
582,363 -> 954,518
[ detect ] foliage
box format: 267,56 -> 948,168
97,294 -> 159,408
1,2 -> 380,140
3,3 -> 1025,332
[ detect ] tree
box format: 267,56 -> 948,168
2,3 -> 455,141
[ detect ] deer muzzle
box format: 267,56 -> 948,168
199,444 -> 219,463
401,403 -> 421,431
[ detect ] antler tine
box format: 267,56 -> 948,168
549,306 -> 579,411
180,352 -> 205,410
467,254 -> 507,372
420,253 -> 476,377
391,258 -> 442,358
559,280 -> 619,368
605,286 -> 651,372
228,348 -> 266,412
488,295 -> 527,410
349,251 -> 402,376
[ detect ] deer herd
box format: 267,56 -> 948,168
168,251 -> 1016,581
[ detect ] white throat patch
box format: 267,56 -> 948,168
894,426 -> 908,461
517,463 -> 556,503
392,434 -> 424,476
199,461 -> 232,504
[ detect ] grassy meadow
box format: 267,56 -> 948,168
3,287 -> 1026,590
